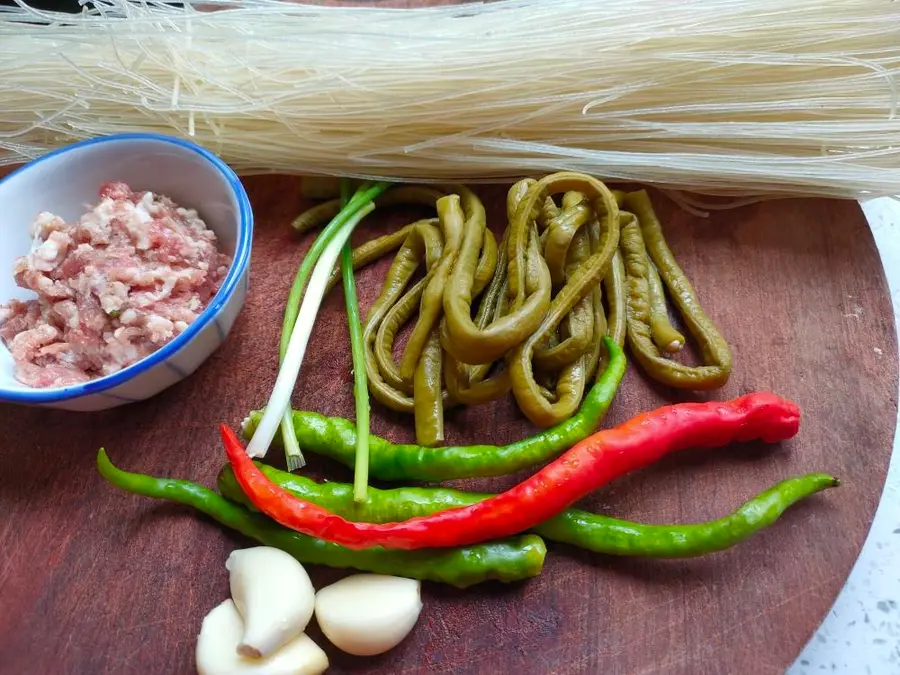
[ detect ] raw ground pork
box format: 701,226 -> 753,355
0,182 -> 232,388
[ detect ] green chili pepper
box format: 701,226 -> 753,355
440,182 -> 552,367
324,221 -> 420,293
362,220 -> 445,414
533,474 -> 838,556
585,238 -> 626,381
242,336 -> 627,482
508,173 -> 621,428
413,328 -> 445,447
646,257 -> 686,354
603,249 -> 627,349
441,227 -> 511,405
219,465 -> 839,558
620,190 -> 732,389
541,192 -> 593,290
533,193 -> 596,371
96,450 -> 546,588
396,193 -> 466,384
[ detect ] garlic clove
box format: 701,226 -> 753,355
226,547 -> 316,658
314,574 -> 423,656
196,600 -> 328,675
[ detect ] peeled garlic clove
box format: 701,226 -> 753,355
196,600 -> 328,675
314,574 -> 423,656
226,547 -> 316,658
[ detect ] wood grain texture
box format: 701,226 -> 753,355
0,174 -> 896,675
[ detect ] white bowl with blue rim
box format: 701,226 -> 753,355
0,133 -> 253,412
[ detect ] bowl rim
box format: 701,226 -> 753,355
0,132 -> 253,404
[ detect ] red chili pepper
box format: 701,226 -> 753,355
222,392 -> 800,551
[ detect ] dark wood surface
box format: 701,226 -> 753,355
0,174 -> 896,675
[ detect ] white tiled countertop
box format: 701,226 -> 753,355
790,197 -> 900,674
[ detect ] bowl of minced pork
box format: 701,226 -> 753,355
0,134 -> 253,411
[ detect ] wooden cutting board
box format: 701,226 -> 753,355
0,174 -> 896,675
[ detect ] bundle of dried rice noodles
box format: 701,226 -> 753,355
1,0 -> 899,198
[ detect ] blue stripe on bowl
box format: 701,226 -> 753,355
214,317 -> 226,343
0,132 -> 253,405
165,361 -> 189,379
100,392 -> 140,403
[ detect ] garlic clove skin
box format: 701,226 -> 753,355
226,547 -> 316,658
314,574 -> 423,656
196,600 -> 328,675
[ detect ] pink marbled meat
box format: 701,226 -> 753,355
0,182 -> 232,388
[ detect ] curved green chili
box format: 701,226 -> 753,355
508,173 -> 621,427
472,226 -> 499,298
542,193 -> 593,289
533,195 -> 595,371
604,249 -> 627,349
345,190 -> 500,428
396,194 -> 466,382
585,227 -> 627,381
219,466 -> 839,558
441,181 -> 552,366
441,228 -> 512,405
646,258 -> 685,354
621,190 -> 732,390
325,221 -> 425,294
242,337 -> 626,482
360,220 -> 444,413
97,450 -> 545,588
413,328 -> 444,447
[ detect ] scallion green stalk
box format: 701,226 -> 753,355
338,179 -> 371,502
